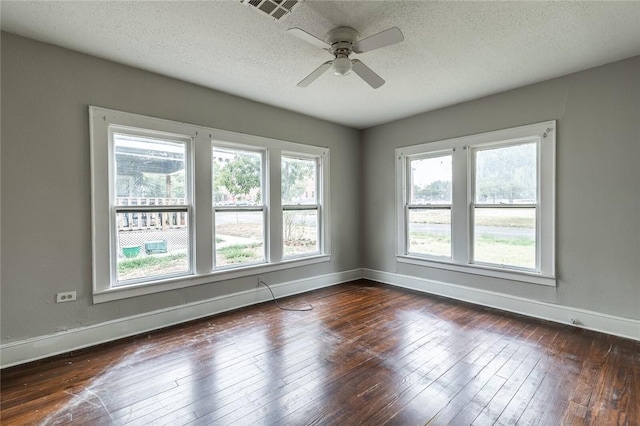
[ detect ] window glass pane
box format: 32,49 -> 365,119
473,208 -> 536,269
213,147 -> 262,206
215,211 -> 265,267
114,134 -> 186,203
283,210 -> 318,257
116,211 -> 190,283
409,155 -> 452,205
408,209 -> 451,258
282,156 -> 317,205
475,142 -> 537,204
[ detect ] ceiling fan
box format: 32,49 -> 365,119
287,26 -> 404,89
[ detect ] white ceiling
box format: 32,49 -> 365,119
2,1 -> 639,129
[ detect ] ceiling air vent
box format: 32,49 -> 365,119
241,0 -> 300,21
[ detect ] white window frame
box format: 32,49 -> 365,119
405,150 -> 454,259
212,142 -> 268,269
90,107 -> 330,303
396,121 -> 556,286
110,127 -> 195,286
281,152 -> 324,259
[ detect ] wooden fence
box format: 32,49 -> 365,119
116,197 -> 187,231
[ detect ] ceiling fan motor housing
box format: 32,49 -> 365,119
325,26 -> 359,48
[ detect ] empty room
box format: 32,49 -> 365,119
1,1 -> 639,424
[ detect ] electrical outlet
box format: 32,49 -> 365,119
56,291 -> 77,303
258,276 -> 264,287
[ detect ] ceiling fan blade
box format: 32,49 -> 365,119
353,27 -> 404,54
297,61 -> 332,87
351,60 -> 385,89
287,27 -> 331,51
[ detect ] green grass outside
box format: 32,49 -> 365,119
478,235 -> 534,246
218,243 -> 262,262
410,211 -> 534,228
118,253 -> 187,274
118,241 -> 265,278
409,232 -> 535,268
118,252 -> 189,281
409,232 -> 451,257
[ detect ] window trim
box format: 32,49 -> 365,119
396,121 -> 556,287
90,106 -> 330,303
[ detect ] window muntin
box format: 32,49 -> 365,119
282,155 -> 320,258
112,132 -> 192,285
396,121 -> 555,286
406,154 -> 452,258
212,145 -> 266,268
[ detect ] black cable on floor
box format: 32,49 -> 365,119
259,280 -> 313,311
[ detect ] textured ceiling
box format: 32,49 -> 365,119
2,1 -> 639,129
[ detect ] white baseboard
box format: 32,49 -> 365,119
363,268 -> 639,342
3,267 -> 637,368
0,269 -> 361,369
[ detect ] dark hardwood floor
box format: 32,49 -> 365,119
1,280 -> 638,425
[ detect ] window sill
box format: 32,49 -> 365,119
396,255 -> 556,287
93,254 -> 331,303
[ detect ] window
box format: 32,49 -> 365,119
282,155 -> 321,258
90,107 -> 330,302
212,145 -> 266,268
113,132 -> 192,284
407,153 -> 453,258
396,121 -> 555,286
472,142 -> 537,269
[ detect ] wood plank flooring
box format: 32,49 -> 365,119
1,280 -> 638,425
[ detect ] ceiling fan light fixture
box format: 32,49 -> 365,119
332,55 -> 352,76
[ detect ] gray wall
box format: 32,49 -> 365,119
363,56 -> 640,320
0,33 -> 362,343
2,30 -> 638,347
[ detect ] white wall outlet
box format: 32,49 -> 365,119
56,291 -> 77,303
